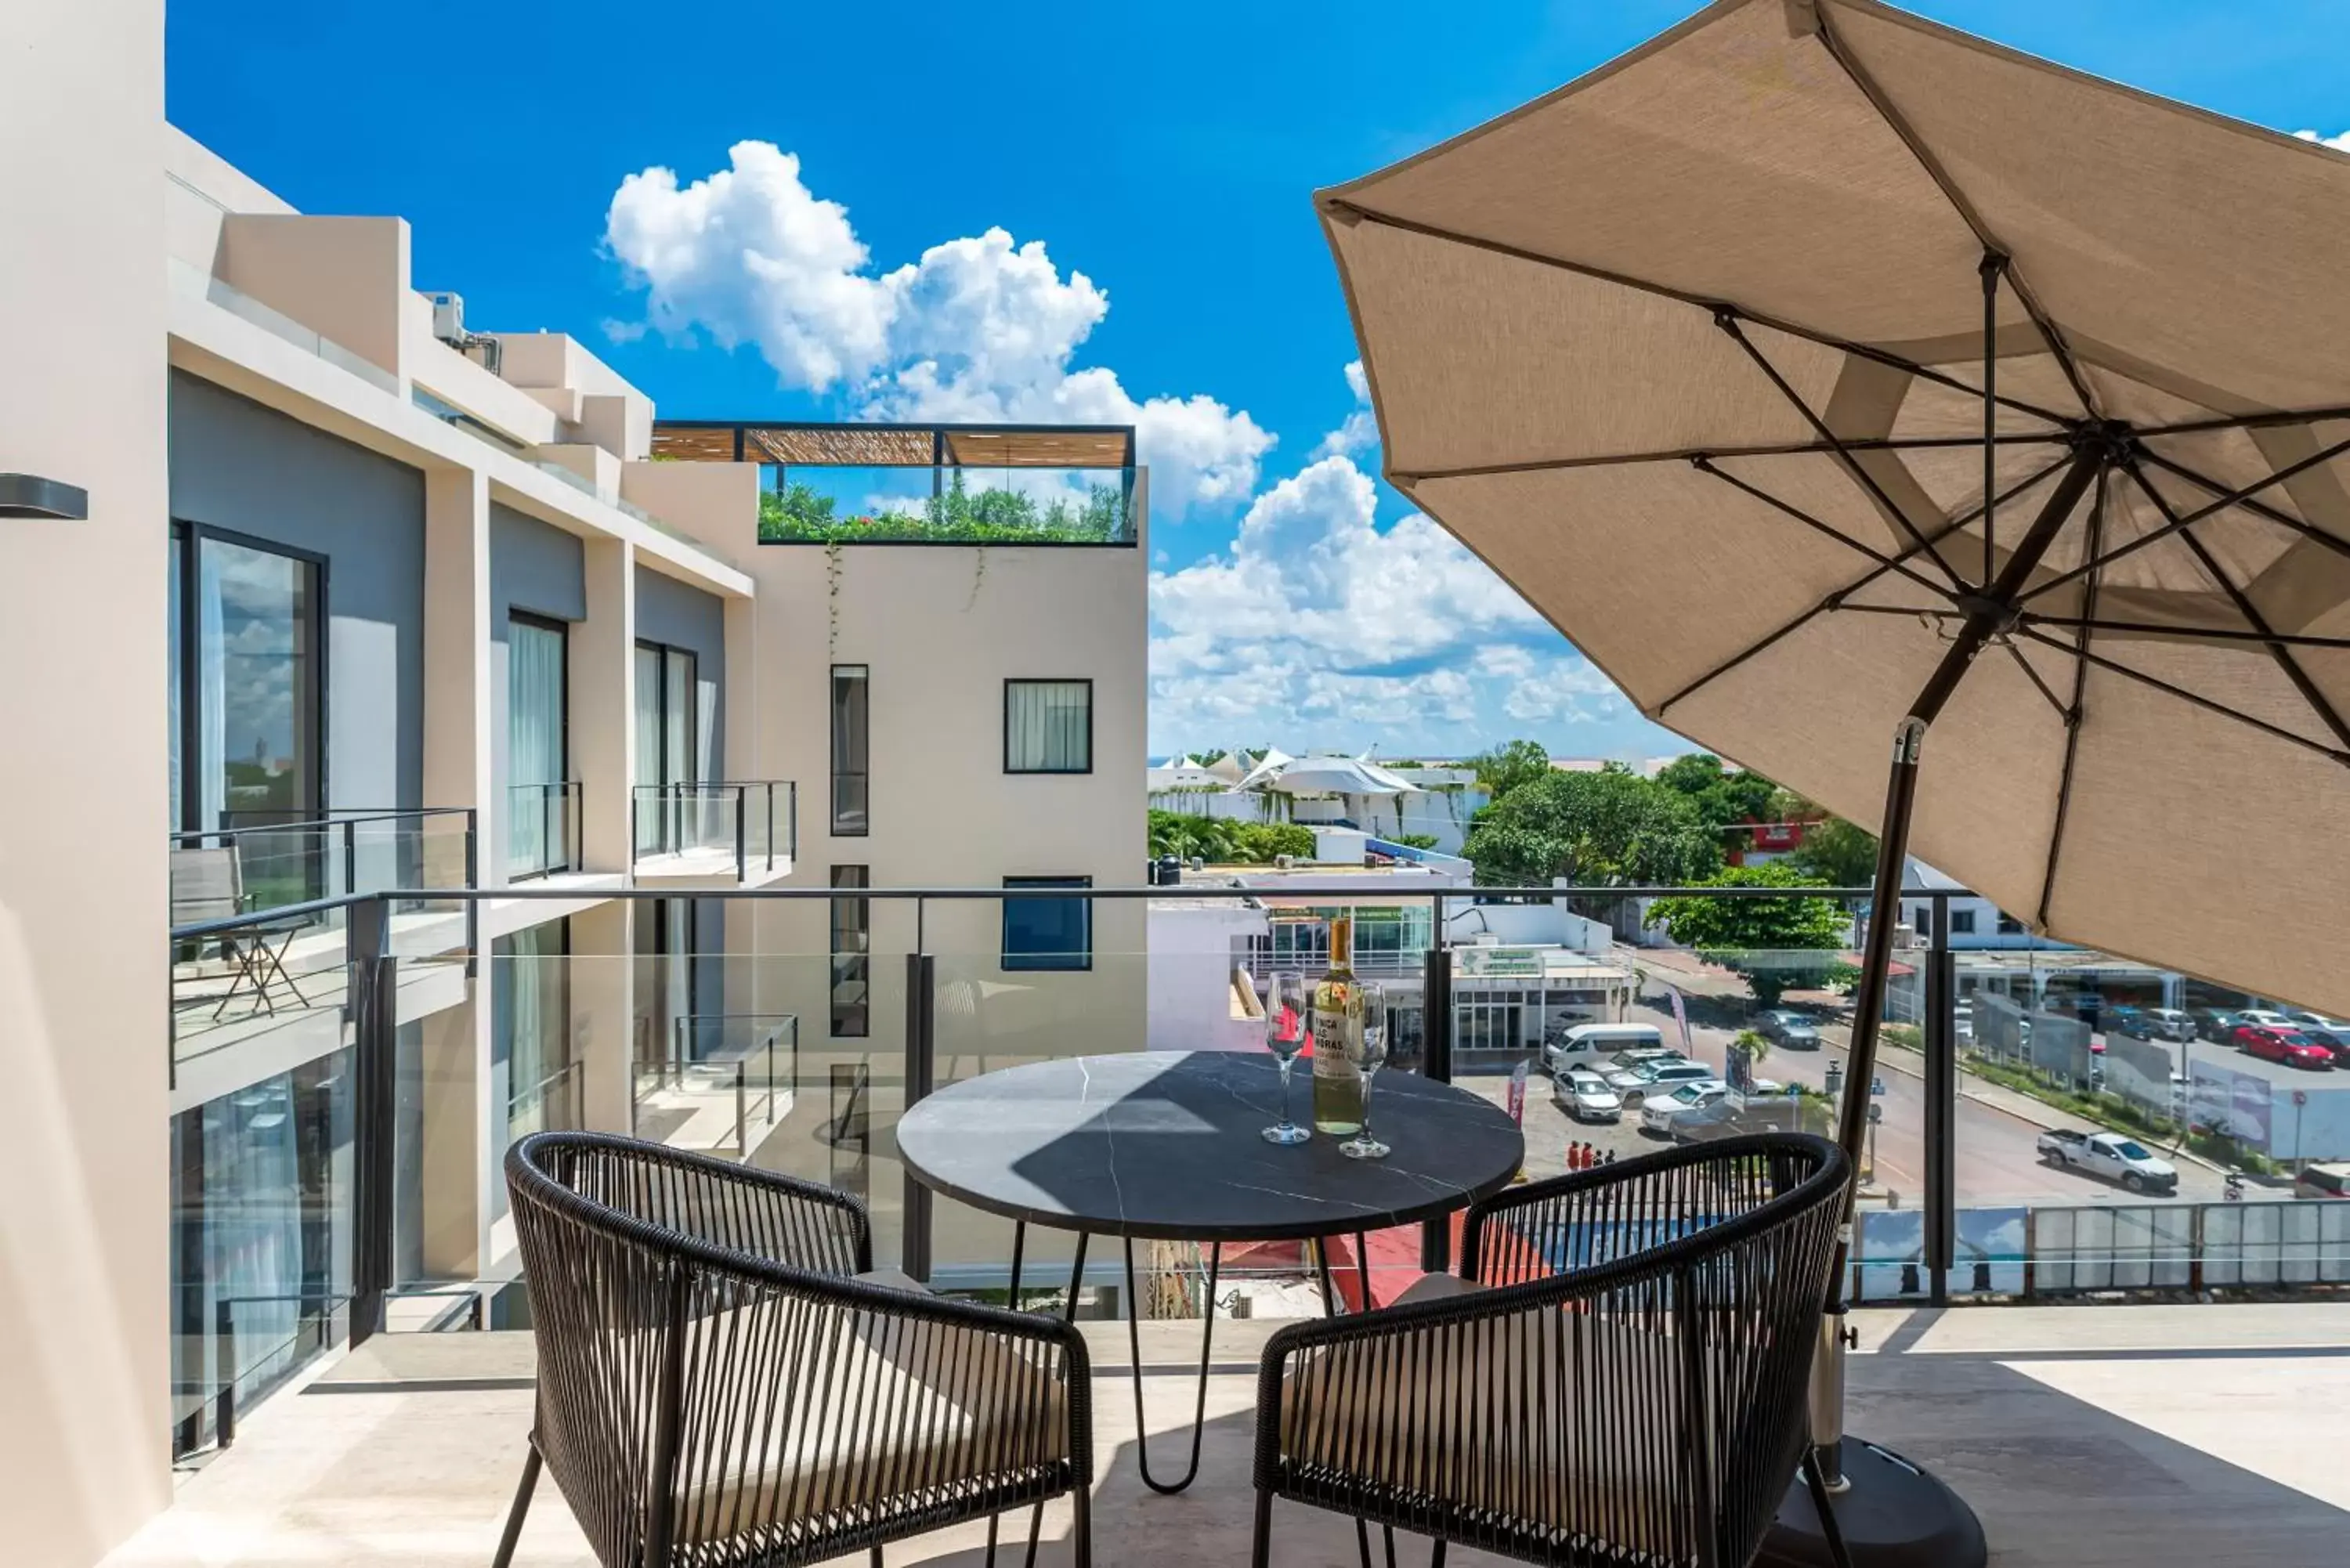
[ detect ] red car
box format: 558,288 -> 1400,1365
2232,1024 -> 2335,1070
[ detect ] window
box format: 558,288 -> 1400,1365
1949,909 -> 1978,935
1004,679 -> 1093,773
1997,914 -> 2024,935
170,527 -> 324,902
634,641 -> 702,856
830,865 -> 870,1038
1002,876 -> 1093,972
634,898 -> 698,1064
831,665 -> 869,836
508,613 -> 569,877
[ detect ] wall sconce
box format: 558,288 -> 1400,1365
0,474 -> 89,519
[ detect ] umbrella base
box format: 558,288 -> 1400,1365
1759,1437 -> 1987,1568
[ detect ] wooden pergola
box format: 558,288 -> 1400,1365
650,421 -> 1137,470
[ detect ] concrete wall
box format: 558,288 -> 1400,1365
0,3 -> 173,1563
168,370 -> 427,813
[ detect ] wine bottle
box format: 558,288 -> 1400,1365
1311,913 -> 1365,1135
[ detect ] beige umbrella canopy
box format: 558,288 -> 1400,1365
1321,0 -> 2350,1021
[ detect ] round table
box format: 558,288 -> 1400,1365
896,1050 -> 1524,1496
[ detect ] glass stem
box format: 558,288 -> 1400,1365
1278,1057 -> 1295,1127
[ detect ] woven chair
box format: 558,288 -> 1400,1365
497,1132 -> 1093,1568
1252,1133 -> 1850,1568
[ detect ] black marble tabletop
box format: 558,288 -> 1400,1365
895,1050 -> 1526,1241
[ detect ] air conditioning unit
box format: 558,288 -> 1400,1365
428,291 -> 467,344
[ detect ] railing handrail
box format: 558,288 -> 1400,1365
367,881 -> 1942,902
508,779 -> 580,796
170,805 -> 475,844
629,779 -> 790,793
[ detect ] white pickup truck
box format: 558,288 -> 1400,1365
2035,1129 -> 2179,1194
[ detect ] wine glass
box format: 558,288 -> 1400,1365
1263,971 -> 1311,1145
1342,983 -> 1391,1161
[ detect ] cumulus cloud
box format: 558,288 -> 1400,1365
605,142 -> 1271,513
2293,128 -> 2350,151
1149,453 -> 1624,750
1312,359 -> 1380,460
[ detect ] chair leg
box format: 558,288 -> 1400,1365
1801,1447 -> 1856,1568
491,1441 -> 541,1568
1249,1488 -> 1274,1568
1071,1476 -> 1094,1568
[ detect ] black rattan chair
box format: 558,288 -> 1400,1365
1252,1133 -> 1850,1568
497,1132 -> 1093,1567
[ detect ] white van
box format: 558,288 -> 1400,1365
1542,1021 -> 1667,1074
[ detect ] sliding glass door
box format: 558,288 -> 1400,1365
169,526 -> 324,901
633,641 -> 699,856
508,614 -> 569,877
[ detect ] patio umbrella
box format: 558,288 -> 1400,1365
1318,2 -> 2350,1563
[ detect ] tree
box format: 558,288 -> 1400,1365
1655,752 -> 1780,836
1643,864 -> 1857,1009
1789,814 -> 1882,889
1185,749 -> 1229,768
1461,768 -> 1720,887
1464,738 -> 1554,804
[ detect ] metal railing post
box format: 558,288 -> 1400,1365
342,818 -> 358,900
462,808 -> 479,977
765,784 -> 776,873
1420,905 -> 1455,1274
735,784 -> 748,882
735,1061 -> 748,1155
213,1299 -> 237,1449
1923,895 -> 1958,1306
348,895 -> 396,1344
903,944 -> 937,1283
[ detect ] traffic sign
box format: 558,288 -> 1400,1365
1871,1077 -> 1887,1097
1867,1102 -> 1884,1125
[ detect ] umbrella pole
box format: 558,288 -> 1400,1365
1770,437 -> 2106,1568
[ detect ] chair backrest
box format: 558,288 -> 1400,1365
170,845 -> 243,927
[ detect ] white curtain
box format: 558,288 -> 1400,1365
196,546 -> 228,830
508,620 -> 567,875
1006,681 -> 1090,771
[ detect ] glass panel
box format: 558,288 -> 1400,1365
1002,877 -> 1092,971
830,665 -> 868,835
495,919 -> 573,1159
761,464 -> 1137,544
1005,680 -> 1091,772
665,649 -> 696,787
169,1050 -> 355,1458
634,643 -> 663,856
508,618 -> 566,876
168,529 -> 183,834
192,536 -> 320,839
831,865 -> 869,1038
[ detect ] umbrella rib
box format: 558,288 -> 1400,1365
1714,313 -> 1969,590
2131,446 -> 2350,569
1388,432 -> 2070,486
2014,626 -> 2350,768
1689,457 -> 1962,603
1321,199 -> 2079,428
1653,453 -> 2077,717
2135,406 -> 2350,439
1808,6 -> 2100,421
2002,640 -> 2070,723
2036,468 -> 2105,929
2016,614 -> 2350,651
2017,430 -> 2350,605
2118,461 -> 2350,751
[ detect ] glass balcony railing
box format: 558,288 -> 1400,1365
630,781 -> 795,879
505,781 -> 582,880
759,464 -> 1141,545
161,879 -> 2350,1462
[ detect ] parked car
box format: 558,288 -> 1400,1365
2238,1008 -> 2298,1031
1605,1058 -> 1718,1105
1639,1080 -> 1730,1136
2232,1024 -> 2335,1070
2114,1006 -> 2196,1042
2035,1129 -> 2179,1194
2189,1006 -> 2246,1041
1553,1068 -> 1623,1123
1539,1021 -> 1666,1074
1604,1046 -> 1684,1075
2294,1162 -> 2350,1200
1752,1010 -> 1824,1050
2286,1013 -> 2350,1064
2104,1004 -> 2146,1038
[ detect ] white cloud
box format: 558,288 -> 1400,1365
1149,453 -> 1623,751
605,143 -> 1271,513
1312,359 -> 1379,459
2293,128 -> 2350,151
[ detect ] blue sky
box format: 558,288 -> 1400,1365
168,1 -> 2348,761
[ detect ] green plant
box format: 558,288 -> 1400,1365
1147,811 -> 1315,865
1463,738 -> 1553,804
1643,864 -> 1854,1009
1462,767 -> 1719,887
757,471 -> 1129,544
1392,832 -> 1441,851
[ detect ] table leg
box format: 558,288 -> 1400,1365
1314,1236 -> 1339,1314
1354,1230 -> 1373,1313
986,1223 -> 1030,1568
1124,1236 -> 1220,1496
1014,1233 -> 1091,1568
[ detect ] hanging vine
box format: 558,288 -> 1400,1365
965,543 -> 989,612
824,540 -> 844,656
